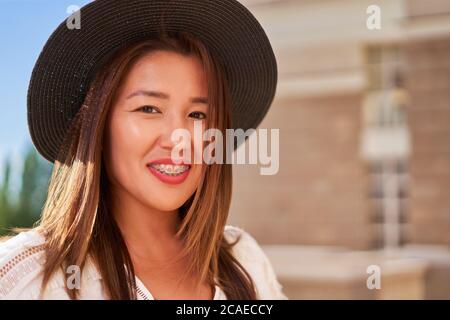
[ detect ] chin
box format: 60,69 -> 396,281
148,200 -> 187,212
140,178 -> 198,212
142,189 -> 192,212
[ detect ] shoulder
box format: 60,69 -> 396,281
223,225 -> 288,300
0,230 -> 104,300
0,229 -> 48,299
223,225 -> 267,263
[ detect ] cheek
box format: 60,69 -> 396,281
105,115 -> 157,181
186,121 -> 207,164
110,115 -> 159,155
114,116 -> 151,145
188,164 -> 204,188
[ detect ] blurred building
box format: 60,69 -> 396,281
229,0 -> 450,299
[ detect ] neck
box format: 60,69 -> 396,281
109,185 -> 184,264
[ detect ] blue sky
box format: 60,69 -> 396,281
0,0 -> 92,181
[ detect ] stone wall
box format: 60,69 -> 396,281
229,93 -> 376,249
404,36 -> 450,246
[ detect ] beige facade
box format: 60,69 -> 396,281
406,37 -> 450,245
229,0 -> 450,299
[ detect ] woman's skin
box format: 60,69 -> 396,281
103,50 -> 212,299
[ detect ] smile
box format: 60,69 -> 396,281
146,159 -> 191,185
149,164 -> 190,176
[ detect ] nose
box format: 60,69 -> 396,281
157,113 -> 188,151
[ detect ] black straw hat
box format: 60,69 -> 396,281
27,0 -> 278,163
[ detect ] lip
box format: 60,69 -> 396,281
146,158 -> 191,185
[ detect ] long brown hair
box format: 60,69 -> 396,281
36,31 -> 257,300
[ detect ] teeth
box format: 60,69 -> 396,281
149,164 -> 190,176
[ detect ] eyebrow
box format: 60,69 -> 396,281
126,90 -> 209,104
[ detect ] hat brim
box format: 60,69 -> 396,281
27,0 -> 278,163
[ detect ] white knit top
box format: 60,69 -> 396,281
0,225 -> 288,300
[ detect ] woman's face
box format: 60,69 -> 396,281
103,50 -> 208,212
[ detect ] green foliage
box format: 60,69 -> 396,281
0,146 -> 53,235
0,159 -> 12,230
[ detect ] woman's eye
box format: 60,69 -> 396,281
189,111 -> 207,119
138,105 -> 160,114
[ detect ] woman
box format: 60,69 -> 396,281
0,0 -> 286,300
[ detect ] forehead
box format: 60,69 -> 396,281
120,50 -> 208,95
